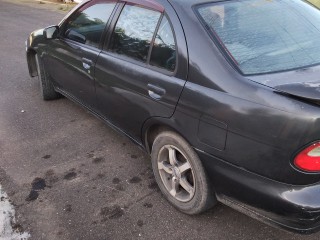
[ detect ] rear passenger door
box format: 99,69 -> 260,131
95,0 -> 188,141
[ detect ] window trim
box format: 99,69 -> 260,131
148,13 -> 178,75
193,2 -> 244,76
120,0 -> 164,12
59,0 -> 119,50
103,2 -> 178,76
193,1 -> 320,77
107,3 -> 162,64
146,13 -> 164,65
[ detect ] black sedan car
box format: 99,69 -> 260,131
26,0 -> 320,234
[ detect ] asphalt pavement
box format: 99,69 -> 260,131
0,1 -> 318,239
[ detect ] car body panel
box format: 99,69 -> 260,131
94,54 -> 186,140
94,0 -> 188,140
250,65 -> 320,102
176,81 -> 320,185
197,149 -> 320,234
26,0 -> 320,234
45,39 -> 99,108
165,0 -> 320,185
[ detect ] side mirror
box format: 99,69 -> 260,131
44,26 -> 59,40
65,29 -> 86,44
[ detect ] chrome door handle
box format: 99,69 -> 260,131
147,84 -> 166,100
82,58 -> 93,70
82,62 -> 90,70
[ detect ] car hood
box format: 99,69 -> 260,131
249,65 -> 320,101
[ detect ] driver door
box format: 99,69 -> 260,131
45,0 -> 117,108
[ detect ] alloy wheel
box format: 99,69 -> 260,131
157,145 -> 195,202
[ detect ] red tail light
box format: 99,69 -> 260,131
294,142 -> 320,172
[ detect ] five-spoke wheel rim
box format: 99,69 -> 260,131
157,145 -> 195,202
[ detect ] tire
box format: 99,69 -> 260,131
35,54 -> 60,100
151,131 -> 217,215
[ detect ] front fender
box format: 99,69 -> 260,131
26,28 -> 45,77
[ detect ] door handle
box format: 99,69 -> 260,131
82,58 -> 93,70
147,84 -> 166,100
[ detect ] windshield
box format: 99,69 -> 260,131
196,0 -> 320,75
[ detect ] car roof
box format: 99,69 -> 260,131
168,0 -> 222,8
124,0 -> 165,11
120,0 -> 221,11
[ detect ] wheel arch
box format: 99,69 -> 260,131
147,118 -> 217,214
142,117 -> 192,155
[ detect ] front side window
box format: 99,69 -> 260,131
63,2 -> 116,47
110,5 -> 161,62
150,16 -> 176,72
197,0 -> 320,75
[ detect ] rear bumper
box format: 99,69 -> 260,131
196,149 -> 320,234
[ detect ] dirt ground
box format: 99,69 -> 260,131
2,0 -> 78,12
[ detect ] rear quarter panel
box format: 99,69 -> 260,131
168,0 -> 320,185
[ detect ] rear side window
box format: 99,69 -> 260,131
110,5 -> 161,62
63,2 -> 116,48
150,16 -> 176,72
196,0 -> 320,75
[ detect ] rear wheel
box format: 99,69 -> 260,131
151,131 -> 217,214
35,54 -> 60,100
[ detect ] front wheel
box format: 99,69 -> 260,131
35,54 -> 60,101
151,131 -> 217,215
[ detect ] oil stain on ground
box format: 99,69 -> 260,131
148,181 -> 158,190
64,171 -> 77,180
64,204 -> 72,212
112,177 -> 120,184
87,153 -> 94,158
25,177 -> 46,202
143,202 -> 153,208
137,220 -> 144,227
92,157 -> 105,164
97,173 -> 105,179
31,178 -> 46,190
115,184 -> 125,191
129,176 -> 141,184
25,190 -> 39,202
42,155 -> 51,159
100,205 -> 124,222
